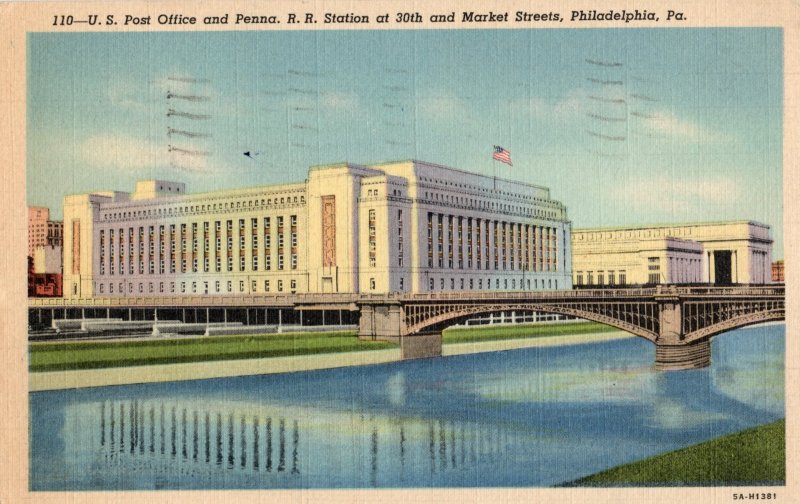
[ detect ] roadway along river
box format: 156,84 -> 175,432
29,324 -> 784,489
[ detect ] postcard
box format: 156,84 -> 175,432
1,0 -> 797,502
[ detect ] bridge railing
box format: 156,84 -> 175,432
395,288 -> 658,301
391,285 -> 784,302
29,292 -> 361,308
28,285 -> 784,308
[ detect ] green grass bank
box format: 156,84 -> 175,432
564,419 -> 785,486
29,331 -> 394,372
442,321 -> 618,344
29,321 -> 617,372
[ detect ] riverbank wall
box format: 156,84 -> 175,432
29,331 -> 633,392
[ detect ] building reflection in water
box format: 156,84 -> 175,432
65,396 -> 519,487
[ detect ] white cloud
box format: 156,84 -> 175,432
418,94 -> 464,118
106,78 -> 149,112
82,133 -> 213,174
641,110 -> 731,144
320,91 -> 359,110
613,175 -> 742,212
527,89 -> 587,120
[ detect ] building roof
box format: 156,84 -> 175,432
574,220 -> 771,233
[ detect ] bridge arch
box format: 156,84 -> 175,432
405,303 -> 659,342
684,310 -> 785,343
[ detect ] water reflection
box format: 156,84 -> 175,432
79,399 -> 310,478
59,395 -> 523,488
31,325 -> 784,490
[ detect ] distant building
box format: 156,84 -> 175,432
572,221 -> 773,286
61,161 -> 573,299
772,260 -> 784,282
33,245 -> 62,274
28,206 -> 63,257
27,254 -> 62,297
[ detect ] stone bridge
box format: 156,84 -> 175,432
356,285 -> 785,370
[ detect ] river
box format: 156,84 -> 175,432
29,324 -> 784,489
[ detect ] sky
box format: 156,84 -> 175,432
26,28 -> 783,257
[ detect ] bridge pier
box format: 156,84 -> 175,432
655,340 -> 711,371
358,303 -> 442,359
654,293 -> 712,370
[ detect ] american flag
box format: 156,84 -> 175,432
492,145 -> 513,166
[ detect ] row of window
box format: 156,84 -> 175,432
101,195 -> 305,221
574,271 -> 628,286
426,213 -> 559,272
363,275 -> 559,291
423,191 -> 561,219
97,216 -> 298,276
426,276 -> 558,291
96,277 -> 299,295
365,209 -> 405,269
418,176 -> 551,204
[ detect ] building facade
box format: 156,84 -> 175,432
28,206 -> 63,257
61,160 -> 573,299
772,260 -> 784,282
572,221 -> 773,286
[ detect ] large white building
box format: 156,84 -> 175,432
62,160 -> 573,299
572,221 -> 773,286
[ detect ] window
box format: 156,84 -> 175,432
227,281 -> 232,292
239,280 -> 244,292
290,279 -> 296,292
400,278 -> 404,290
398,209 -> 404,267
368,209 -> 376,267
264,280 -> 270,292
427,213 -> 434,268
429,278 -> 434,290
370,278 -> 376,290
576,272 -> 583,286
277,280 -> 283,292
